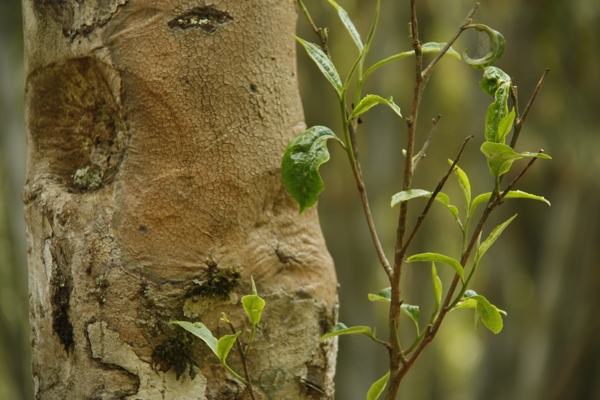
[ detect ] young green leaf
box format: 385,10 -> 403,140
216,332 -> 241,364
401,304 -> 420,334
241,294 -> 265,326
448,160 -> 471,206
407,253 -> 464,281
390,189 -> 431,206
170,321 -> 218,355
363,0 -> 380,54
368,287 -> 392,302
390,190 -> 457,217
452,292 -> 505,334
463,24 -> 506,69
431,263 -> 442,316
479,66 -> 512,96
363,42 -> 460,80
475,214 -> 517,264
366,371 -> 390,400
320,323 -> 374,341
350,94 -> 402,119
281,126 -> 343,213
497,108 -> 516,143
480,142 -> 551,178
326,0 -> 364,52
470,190 -> 551,218
294,36 -> 343,96
484,82 -> 511,143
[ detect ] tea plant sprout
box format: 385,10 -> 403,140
283,0 -> 551,398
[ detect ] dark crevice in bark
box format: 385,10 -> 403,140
168,6 -> 233,33
49,239 -> 74,352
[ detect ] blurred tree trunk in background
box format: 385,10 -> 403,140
22,1 -> 337,399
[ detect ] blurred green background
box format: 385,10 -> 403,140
1,0 -> 599,399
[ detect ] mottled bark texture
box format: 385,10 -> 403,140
22,1 -> 338,398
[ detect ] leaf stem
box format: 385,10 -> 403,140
226,322 -> 256,400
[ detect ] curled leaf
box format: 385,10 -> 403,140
281,126 -> 343,213
463,24 -> 506,69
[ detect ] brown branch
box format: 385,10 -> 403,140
347,120 -> 394,278
421,3 -> 480,78
401,135 -> 473,261
297,0 -> 330,57
413,115 -> 442,170
510,69 -> 550,148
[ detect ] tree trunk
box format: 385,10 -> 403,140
23,1 -> 338,398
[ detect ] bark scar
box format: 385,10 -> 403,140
168,6 -> 233,33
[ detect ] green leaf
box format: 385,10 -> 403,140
363,42 -> 460,80
366,371 -> 390,400
320,323 -> 374,341
350,94 -> 402,119
448,160 -> 471,206
390,190 -> 460,225
390,189 -> 431,207
241,294 -> 265,326
368,287 -> 392,302
484,82 -> 511,143
421,42 -> 462,59
497,108 -> 516,143
475,214 -> 517,264
407,253 -> 464,281
431,263 -> 442,316
430,192 -> 460,221
281,126 -> 343,213
480,142 -> 551,178
480,66 -> 511,96
452,292 -> 505,334
294,36 -> 343,96
463,24 -> 506,69
326,0 -> 364,52
470,190 -> 551,218
170,321 -> 218,356
401,304 -> 420,333
364,0 -> 380,54
216,332 -> 241,363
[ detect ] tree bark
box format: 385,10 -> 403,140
23,1 -> 338,398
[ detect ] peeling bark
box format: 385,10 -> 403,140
23,1 -> 338,398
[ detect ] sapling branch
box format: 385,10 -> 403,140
413,115 -> 442,170
421,3 -> 480,78
297,0 -> 330,57
510,69 -> 550,147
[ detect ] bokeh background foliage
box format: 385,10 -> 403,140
1,0 -> 599,399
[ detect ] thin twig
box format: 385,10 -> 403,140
421,3 -> 480,77
297,0 -> 330,57
413,115 -> 442,170
347,120 -> 394,278
401,136 -> 473,260
501,154 -> 541,198
510,69 -> 549,148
